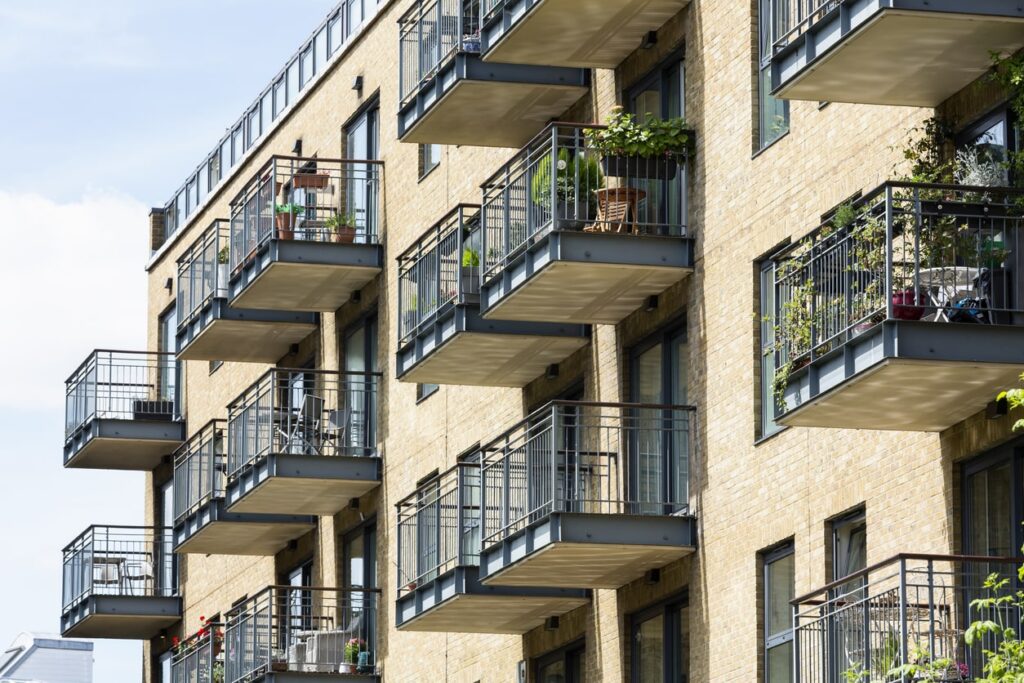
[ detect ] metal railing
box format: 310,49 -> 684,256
224,586 -> 379,681
771,0 -> 842,53
226,369 -> 379,478
228,156 -> 381,272
396,461 -> 481,594
171,624 -> 223,683
61,525 -> 176,612
481,123 -> 691,282
177,220 -> 230,330
793,553 -> 1024,683
65,350 -> 180,438
173,421 -> 226,525
399,0 -> 480,104
769,182 -> 1024,375
480,401 -> 696,549
397,204 -> 481,346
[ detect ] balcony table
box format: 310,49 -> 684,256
917,266 -> 980,322
589,187 -> 647,234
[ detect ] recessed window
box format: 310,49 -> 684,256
418,144 -> 441,179
763,543 -> 794,683
630,598 -> 688,682
756,0 -> 790,149
536,640 -> 585,683
758,260 -> 783,438
416,383 -> 438,402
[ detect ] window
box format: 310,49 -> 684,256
346,0 -> 364,37
158,306 -> 178,406
300,45 -> 314,87
763,543 -> 794,683
159,479 -> 178,595
536,641 -> 585,683
158,650 -> 172,683
287,60 -> 300,108
630,598 -> 688,682
759,260 -> 782,438
957,108 -> 1017,186
345,101 -> 380,242
416,383 -> 438,402
345,314 -> 378,451
418,144 -> 441,179
284,561 -> 314,631
231,125 -> 243,165
757,0 -> 790,149
963,443 -> 1023,557
343,520 -> 377,589
831,509 -> 866,591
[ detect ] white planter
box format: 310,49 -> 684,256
217,263 -> 229,298
338,662 -> 355,674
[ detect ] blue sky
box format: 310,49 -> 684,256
0,1 -> 337,679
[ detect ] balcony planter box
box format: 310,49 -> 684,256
601,154 -> 677,180
132,400 -> 174,421
292,172 -> 329,190
217,264 -> 229,298
333,225 -> 356,244
462,266 -> 479,295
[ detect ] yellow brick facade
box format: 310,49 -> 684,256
119,1 -> 1024,681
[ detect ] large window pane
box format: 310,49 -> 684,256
764,544 -> 794,683
767,640 -> 793,683
766,552 -> 794,637
637,613 -> 664,682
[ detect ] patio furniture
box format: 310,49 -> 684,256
588,187 -> 647,234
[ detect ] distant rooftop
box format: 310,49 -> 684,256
0,633 -> 93,683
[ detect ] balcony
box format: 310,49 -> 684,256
176,220 -> 316,363
768,182 -> 1024,432
171,623 -> 223,683
480,123 -> 694,324
64,350 -> 185,470
173,420 -> 315,555
770,0 -> 1024,106
478,401 -> 697,589
395,462 -> 588,633
480,0 -> 689,68
228,156 -> 383,312
61,525 -> 180,638
396,205 -> 589,386
397,0 -> 589,147
225,369 -> 381,516
224,586 -> 379,681
793,553 -> 1021,683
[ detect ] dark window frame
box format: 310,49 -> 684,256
629,593 -> 689,683
534,638 -> 586,683
762,541 -> 795,683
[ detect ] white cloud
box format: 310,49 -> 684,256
0,190 -> 148,409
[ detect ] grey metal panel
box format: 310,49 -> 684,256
226,455 -> 382,507
63,418 -> 185,466
175,297 -> 316,354
771,0 -> 1024,95
173,499 -> 316,551
60,596 -> 182,635
397,53 -> 589,140
394,565 -> 588,629
228,240 -> 383,302
480,230 -> 694,314
265,673 -> 379,683
480,0 -> 539,55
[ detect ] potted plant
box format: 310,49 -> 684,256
585,107 -> 690,180
326,212 -> 357,244
216,245 -> 230,296
461,246 -> 480,294
275,203 -> 302,239
530,149 -> 604,231
340,638 -> 366,674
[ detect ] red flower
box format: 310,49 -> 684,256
172,637 -> 180,647
199,615 -> 206,622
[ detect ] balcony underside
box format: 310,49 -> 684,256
64,419 -> 185,470
259,674 -> 378,682
779,321 -> 1024,431
481,230 -> 693,324
482,0 -> 689,68
480,512 -> 697,589
226,455 -> 382,516
174,500 -> 315,555
61,596 -> 181,639
230,240 -> 383,312
396,566 -> 588,634
772,3 -> 1024,106
396,304 -> 589,386
176,299 -> 316,363
398,55 -> 588,147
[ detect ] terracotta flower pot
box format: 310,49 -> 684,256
293,172 -> 330,189
276,212 -> 296,240
333,225 -> 356,244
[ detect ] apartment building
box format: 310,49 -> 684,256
57,0 -> 1024,681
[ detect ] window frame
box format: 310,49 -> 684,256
629,594 -> 689,683
535,639 -> 586,683
763,541 -> 795,683
755,0 -> 791,151
418,143 -> 441,181
962,440 -> 1024,556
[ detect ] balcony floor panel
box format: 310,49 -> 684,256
228,475 -> 379,516
484,260 -> 689,324
398,592 -> 587,634
776,10 -> 1024,106
400,330 -> 588,386
61,597 -> 181,639
402,79 -> 588,148
64,423 -> 184,470
261,673 -> 379,682
780,358 -> 1024,432
175,519 -> 315,555
483,0 -> 689,68
231,261 -> 381,312
177,318 -> 316,363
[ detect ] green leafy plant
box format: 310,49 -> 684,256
217,245 -> 229,265
274,203 -> 302,215
895,116 -> 956,184
991,50 -> 1024,185
462,246 -> 480,268
326,212 -> 357,231
529,148 -> 604,212
345,637 -> 366,664
584,107 -> 690,157
997,373 -> 1024,431
962,569 -> 1024,681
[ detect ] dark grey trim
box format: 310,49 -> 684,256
263,673 -> 379,683
780,320 -> 1024,419
63,418 -> 186,468
770,0 -> 1024,96
226,455 -> 383,509
480,230 -> 694,317
397,53 -> 589,140
478,512 -> 698,582
60,595 -> 182,637
175,297 -> 316,356
228,240 -> 383,302
480,0 -> 541,56
173,499 -> 316,552
395,565 -> 589,630
395,301 -> 590,380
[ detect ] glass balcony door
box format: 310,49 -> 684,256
345,105 -> 379,242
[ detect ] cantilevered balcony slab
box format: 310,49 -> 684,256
174,500 -> 315,556
778,321 -> 1024,432
61,596 -> 182,639
175,298 -> 316,363
226,455 -> 381,516
396,304 -> 589,386
771,1 -> 1024,106
480,513 -> 697,589
65,419 -> 185,470
229,240 -> 383,312
481,0 -> 689,68
398,57 -> 588,147
481,230 -> 693,324
396,566 -> 588,633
